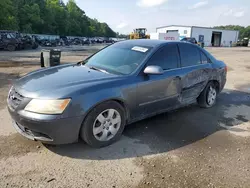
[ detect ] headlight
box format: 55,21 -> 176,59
24,99 -> 71,114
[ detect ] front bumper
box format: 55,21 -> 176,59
8,107 -> 83,145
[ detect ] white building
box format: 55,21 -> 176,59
156,25 -> 239,47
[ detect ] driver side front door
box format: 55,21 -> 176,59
136,44 -> 182,117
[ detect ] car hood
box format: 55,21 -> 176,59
15,64 -> 118,92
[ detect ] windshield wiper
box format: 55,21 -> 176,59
88,66 -> 110,74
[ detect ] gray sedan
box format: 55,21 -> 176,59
7,39 -> 227,147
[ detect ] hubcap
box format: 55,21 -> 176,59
93,109 -> 121,141
207,86 -> 217,105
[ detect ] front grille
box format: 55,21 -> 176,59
8,87 -> 24,109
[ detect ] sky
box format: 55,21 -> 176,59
63,0 -> 249,34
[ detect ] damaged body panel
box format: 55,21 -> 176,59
130,41 -> 226,123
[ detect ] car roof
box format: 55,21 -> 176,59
115,39 -> 174,48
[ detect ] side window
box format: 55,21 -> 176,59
200,51 -> 209,64
7,34 -> 12,39
179,43 -> 201,67
147,44 -> 179,70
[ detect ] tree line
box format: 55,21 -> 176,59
214,25 -> 250,40
0,0 -> 117,37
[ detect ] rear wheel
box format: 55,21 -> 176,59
80,101 -> 126,148
197,82 -> 218,108
7,44 -> 16,51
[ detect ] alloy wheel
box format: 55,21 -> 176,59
207,86 -> 217,106
93,109 -> 121,141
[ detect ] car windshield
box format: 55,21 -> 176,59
84,44 -> 152,75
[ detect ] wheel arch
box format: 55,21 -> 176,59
78,98 -> 130,138
210,80 -> 220,92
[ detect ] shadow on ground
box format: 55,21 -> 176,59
46,89 -> 250,160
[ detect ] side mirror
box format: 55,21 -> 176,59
144,65 -> 164,75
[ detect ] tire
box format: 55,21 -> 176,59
197,82 -> 218,108
80,101 -> 126,148
32,43 -> 38,49
7,44 -> 16,51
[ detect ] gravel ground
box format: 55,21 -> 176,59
0,47 -> 250,188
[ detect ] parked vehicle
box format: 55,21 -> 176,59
71,38 -> 82,45
7,40 -> 227,147
236,38 -> 249,47
130,28 -> 150,39
180,37 -> 198,44
0,31 -> 38,50
21,34 -> 39,49
39,39 -> 57,47
60,36 -> 70,46
0,32 -> 22,51
82,38 -> 91,45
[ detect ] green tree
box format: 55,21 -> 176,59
45,0 -> 68,35
0,0 -> 117,37
0,0 -> 18,30
19,4 -> 43,33
241,26 -> 250,39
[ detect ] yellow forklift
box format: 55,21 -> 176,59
130,28 -> 150,39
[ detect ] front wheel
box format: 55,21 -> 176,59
80,101 -> 126,148
197,82 -> 218,108
7,44 -> 16,51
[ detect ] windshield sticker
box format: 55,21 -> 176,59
131,46 -> 148,53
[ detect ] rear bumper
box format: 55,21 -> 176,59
8,107 -> 83,145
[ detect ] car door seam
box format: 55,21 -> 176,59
139,93 -> 179,106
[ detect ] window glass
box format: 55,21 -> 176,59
179,43 -> 201,67
7,34 -> 12,39
184,30 -> 187,34
147,44 -> 179,70
85,44 -> 152,75
200,51 -> 209,64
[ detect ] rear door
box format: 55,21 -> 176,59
178,43 -> 212,103
136,43 -> 182,117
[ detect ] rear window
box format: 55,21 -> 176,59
200,51 -> 209,64
202,48 -> 217,63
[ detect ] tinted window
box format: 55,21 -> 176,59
147,44 -> 179,70
179,43 -> 201,67
200,51 -> 209,64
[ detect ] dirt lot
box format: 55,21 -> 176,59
0,47 -> 250,188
